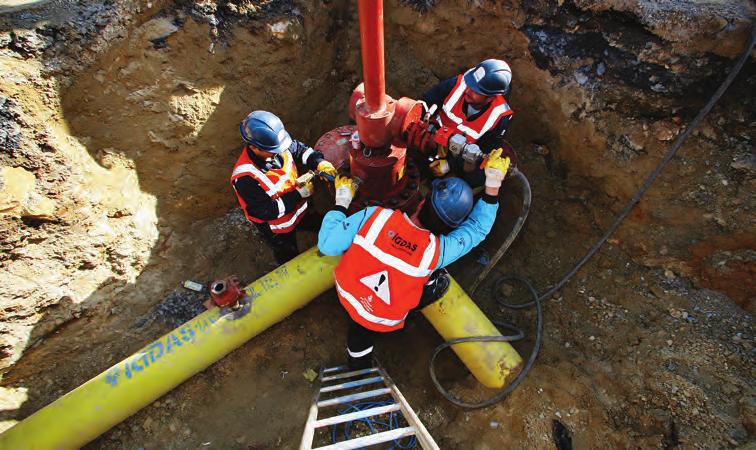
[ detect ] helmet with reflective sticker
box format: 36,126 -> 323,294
463,59 -> 512,97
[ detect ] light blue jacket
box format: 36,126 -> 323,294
317,198 -> 499,269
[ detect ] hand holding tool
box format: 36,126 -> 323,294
429,159 -> 450,177
296,173 -> 315,198
317,160 -> 338,178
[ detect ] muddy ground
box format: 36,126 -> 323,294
0,0 -> 754,448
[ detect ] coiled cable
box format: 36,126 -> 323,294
330,401 -> 417,449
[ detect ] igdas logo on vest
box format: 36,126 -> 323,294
386,230 -> 417,254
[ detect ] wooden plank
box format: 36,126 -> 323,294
313,403 -> 401,428
312,427 -> 416,450
319,376 -> 383,394
317,388 -> 391,408
321,367 -> 378,382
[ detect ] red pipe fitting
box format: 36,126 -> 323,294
389,97 -> 421,145
355,98 -> 395,149
313,0 -> 425,216
210,276 -> 245,308
358,0 -> 387,113
349,84 -> 418,149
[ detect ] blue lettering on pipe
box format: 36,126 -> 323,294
104,314 -> 221,387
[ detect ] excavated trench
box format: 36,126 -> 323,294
0,0 -> 754,448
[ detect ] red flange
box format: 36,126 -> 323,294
314,124 -> 423,215
314,125 -> 355,171
349,143 -> 407,199
349,157 -> 423,215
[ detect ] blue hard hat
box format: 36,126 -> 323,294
430,177 -> 474,228
240,110 -> 292,154
463,59 -> 512,97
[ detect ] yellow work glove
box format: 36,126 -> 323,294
429,159 -> 450,177
482,148 -> 511,189
317,160 -> 338,178
335,175 -> 358,208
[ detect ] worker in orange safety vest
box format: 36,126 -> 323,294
231,111 -> 337,265
420,59 -> 514,188
318,149 -> 511,369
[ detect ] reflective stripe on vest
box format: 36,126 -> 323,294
336,280 -> 406,328
334,208 -> 440,332
231,151 -> 295,197
231,148 -> 306,233
438,75 -> 512,142
268,200 -> 308,232
351,209 -> 437,278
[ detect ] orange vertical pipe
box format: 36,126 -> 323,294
358,0 -> 387,113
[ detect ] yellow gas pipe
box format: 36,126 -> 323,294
422,276 -> 522,388
0,247 -> 520,449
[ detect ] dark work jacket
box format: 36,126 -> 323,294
232,140 -> 325,222
421,76 -> 512,154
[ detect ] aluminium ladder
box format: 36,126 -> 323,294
300,363 -> 439,450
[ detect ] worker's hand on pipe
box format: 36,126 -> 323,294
429,159 -> 450,177
482,148 -> 510,189
335,175 -> 358,208
296,180 -> 314,198
317,160 -> 338,179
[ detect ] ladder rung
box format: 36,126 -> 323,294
315,403 -> 402,428
314,403 -> 402,428
320,376 -> 383,393
322,365 -> 348,374
313,426 -> 416,450
317,387 -> 391,408
321,367 -> 379,382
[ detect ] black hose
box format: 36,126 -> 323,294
469,169 -> 532,293
429,275 -> 542,409
429,25 -> 755,409
533,24 -> 755,305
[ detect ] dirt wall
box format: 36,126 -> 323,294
381,0 -> 754,309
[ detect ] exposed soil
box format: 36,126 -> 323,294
0,0 -> 753,449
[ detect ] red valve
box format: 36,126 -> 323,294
209,276 -> 245,308
433,126 -> 454,149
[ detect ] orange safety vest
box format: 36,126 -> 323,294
230,147 -> 308,234
334,207 -> 441,332
437,74 -> 513,144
